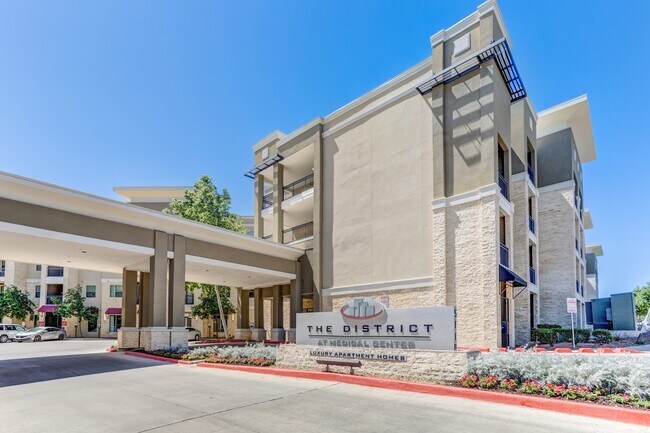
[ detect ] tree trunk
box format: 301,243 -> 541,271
215,289 -> 228,339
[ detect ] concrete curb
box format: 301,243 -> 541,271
196,363 -> 650,427
124,351 -> 194,365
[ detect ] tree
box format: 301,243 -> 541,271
190,284 -> 235,337
0,285 -> 36,322
164,175 -> 246,234
54,285 -> 98,338
164,175 -> 246,338
634,281 -> 650,320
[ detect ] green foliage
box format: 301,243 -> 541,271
54,286 -> 98,337
592,329 -> 613,343
190,284 -> 234,318
634,281 -> 650,319
531,328 -> 558,345
531,327 -> 590,345
164,175 -> 246,234
536,324 -> 562,329
0,285 -> 36,321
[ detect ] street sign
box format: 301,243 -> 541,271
566,298 -> 577,314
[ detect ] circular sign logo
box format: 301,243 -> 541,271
340,297 -> 386,320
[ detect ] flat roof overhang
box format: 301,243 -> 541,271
416,38 -> 526,103
0,171 -> 303,289
537,95 -> 596,163
586,244 -> 603,257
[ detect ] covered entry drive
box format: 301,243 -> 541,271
0,171 -> 304,350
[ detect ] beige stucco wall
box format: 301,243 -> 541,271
322,90 -> 434,290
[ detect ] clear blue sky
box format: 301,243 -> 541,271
0,1 -> 648,297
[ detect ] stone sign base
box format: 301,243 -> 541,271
117,327 -> 188,351
275,344 -> 478,385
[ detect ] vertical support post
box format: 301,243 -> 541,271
270,285 -> 284,341
168,235 -> 186,328
149,230 -> 168,327
122,269 -> 138,328
140,272 -> 150,328
287,261 -> 302,343
237,288 -> 249,328
251,287 -> 265,341
253,174 -> 264,238
272,163 -> 284,243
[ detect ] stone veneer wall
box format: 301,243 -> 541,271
433,194 -> 501,348
511,179 -> 531,346
276,344 -> 478,385
327,286 -> 437,312
538,186 -> 576,328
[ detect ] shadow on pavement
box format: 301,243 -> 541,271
0,352 -> 162,388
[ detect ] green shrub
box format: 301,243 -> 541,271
556,329 -> 590,344
592,329 -> 613,344
531,328 -> 558,345
536,324 -> 562,329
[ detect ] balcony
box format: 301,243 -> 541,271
185,293 -> 194,305
498,173 -> 509,200
528,216 -> 535,234
527,165 -> 534,184
529,267 -> 536,285
283,222 -> 314,244
262,192 -> 273,210
46,294 -> 63,304
283,173 -> 314,201
47,266 -> 64,277
499,243 -> 509,268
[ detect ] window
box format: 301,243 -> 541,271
36,265 -> 41,271
86,285 -> 96,298
109,315 -> 122,332
109,285 -> 123,298
87,316 -> 98,333
35,285 -> 41,298
185,317 -> 192,327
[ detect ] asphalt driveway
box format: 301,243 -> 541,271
0,340 -> 646,433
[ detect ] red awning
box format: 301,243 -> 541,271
38,305 -> 59,313
104,307 -> 122,315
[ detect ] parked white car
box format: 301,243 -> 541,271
186,327 -> 201,341
0,324 -> 27,343
13,327 -> 66,342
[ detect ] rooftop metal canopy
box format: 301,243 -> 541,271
416,38 -> 526,103
244,154 -> 284,179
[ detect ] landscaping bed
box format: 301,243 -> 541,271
460,352 -> 650,410
143,343 -> 278,366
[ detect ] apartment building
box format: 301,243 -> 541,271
0,262 -> 123,337
537,95 -> 598,330
246,0 -> 600,348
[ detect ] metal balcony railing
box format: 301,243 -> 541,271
499,243 -> 509,267
262,193 -> 273,209
283,222 -> 314,244
283,173 -> 314,200
47,266 -> 64,277
529,267 -> 536,285
46,294 -> 63,304
527,165 -> 534,184
498,173 -> 509,200
529,216 -> 535,234
185,293 -> 194,305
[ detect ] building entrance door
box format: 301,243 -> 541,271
44,312 -> 61,328
500,295 -> 510,348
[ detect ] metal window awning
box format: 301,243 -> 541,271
499,264 -> 527,288
244,154 -> 284,179
104,307 -> 122,315
416,38 -> 526,103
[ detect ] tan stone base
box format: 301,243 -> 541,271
276,344 -> 479,385
269,328 -> 285,342
234,328 -> 252,341
285,328 -> 296,343
117,327 -> 140,349
250,328 -> 266,341
118,327 -> 188,351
